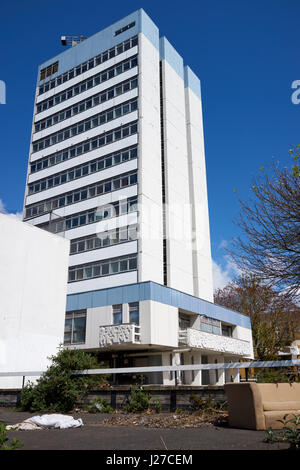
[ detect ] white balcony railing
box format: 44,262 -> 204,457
99,323 -> 141,348
179,328 -> 252,357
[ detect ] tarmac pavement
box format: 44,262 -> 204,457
0,408 -> 291,451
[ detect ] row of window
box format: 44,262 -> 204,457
36,55 -> 138,114
30,120 -> 138,174
199,316 -> 222,336
39,195 -> 137,234
112,302 -> 139,326
179,313 -> 233,337
70,224 -> 138,255
35,76 -> 138,133
25,170 -> 137,219
39,35 -> 138,94
32,98 -> 138,153
199,319 -> 232,337
40,61 -> 59,81
28,146 -> 137,195
64,301 -> 139,345
68,253 -> 138,282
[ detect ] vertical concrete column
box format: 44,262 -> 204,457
225,358 -> 232,383
123,303 -> 129,323
174,352 -> 182,385
208,356 -> 225,385
138,30 -> 164,285
183,352 -> 193,384
208,356 -> 216,385
191,352 -> 202,385
216,356 -> 225,386
159,37 -> 194,294
232,368 -> 240,383
162,352 -> 174,385
184,66 -> 214,302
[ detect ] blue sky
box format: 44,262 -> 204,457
0,0 -> 299,289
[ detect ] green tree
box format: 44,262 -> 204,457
214,274 -> 300,360
20,347 -> 109,413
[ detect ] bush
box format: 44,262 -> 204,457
151,398 -> 162,414
256,368 -> 293,383
124,386 -> 151,413
189,394 -> 224,413
19,347 -> 109,413
88,398 -> 114,414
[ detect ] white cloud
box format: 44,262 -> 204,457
10,211 -> 23,220
0,198 -> 23,220
212,260 -> 231,291
218,239 -> 228,250
212,256 -> 241,292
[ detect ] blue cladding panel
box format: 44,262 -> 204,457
184,66 -> 202,100
159,37 -> 184,80
140,9 -> 159,50
66,294 -> 80,311
38,9 -> 159,84
77,292 -> 93,310
66,281 -> 251,329
91,289 -> 108,308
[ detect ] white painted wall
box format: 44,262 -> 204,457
160,44 -> 194,295
233,325 -> 254,359
0,214 -> 69,388
184,81 -> 214,302
138,32 -> 164,285
139,300 -> 178,347
79,299 -> 178,351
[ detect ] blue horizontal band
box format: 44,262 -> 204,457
66,281 -> 251,329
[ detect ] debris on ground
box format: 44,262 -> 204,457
6,420 -> 43,431
3,409 -> 228,431
6,414 -> 83,431
98,411 -> 228,429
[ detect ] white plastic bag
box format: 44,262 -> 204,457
27,414 -> 83,429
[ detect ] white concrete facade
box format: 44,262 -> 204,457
0,214 -> 69,388
161,59 -> 194,295
23,11 -> 213,300
137,31 -> 164,285
184,72 -> 214,301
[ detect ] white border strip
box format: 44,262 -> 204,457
1,360 -> 299,378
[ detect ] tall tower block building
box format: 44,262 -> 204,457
23,10 -> 253,385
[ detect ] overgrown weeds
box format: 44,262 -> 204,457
0,422 -> 22,450
264,414 -> 300,450
124,386 -> 162,413
88,398 -> 114,414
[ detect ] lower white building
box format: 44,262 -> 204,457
0,214 -> 69,388
66,281 -> 254,385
